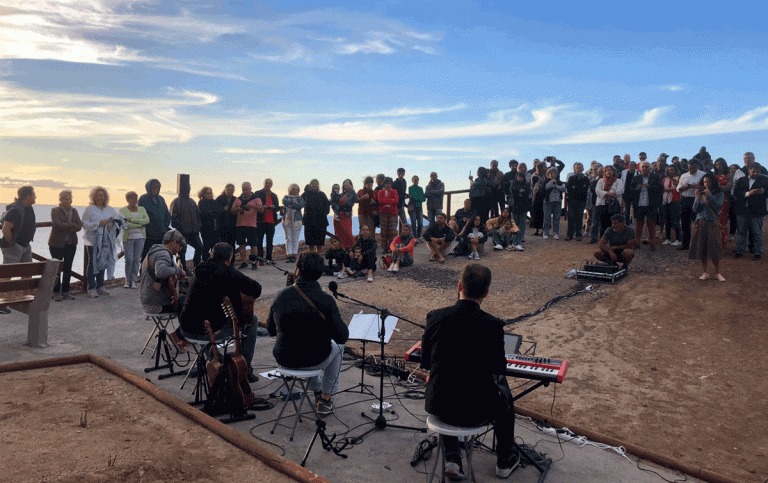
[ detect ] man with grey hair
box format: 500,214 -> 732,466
1,185 -> 36,264
733,162 -> 768,260
628,160 -> 663,250
140,229 -> 187,314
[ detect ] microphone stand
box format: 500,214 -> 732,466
249,255 -> 294,285
330,287 -> 426,435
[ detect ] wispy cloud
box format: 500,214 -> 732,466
217,148 -> 296,154
660,84 -> 683,92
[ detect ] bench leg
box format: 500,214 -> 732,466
26,309 -> 48,348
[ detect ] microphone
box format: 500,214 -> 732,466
328,281 -> 339,299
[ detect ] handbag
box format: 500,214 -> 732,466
604,196 -> 621,214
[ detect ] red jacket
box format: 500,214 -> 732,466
377,188 -> 399,215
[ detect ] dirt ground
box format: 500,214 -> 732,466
0,364 -> 300,483
252,232 -> 768,483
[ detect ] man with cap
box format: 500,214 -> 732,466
140,229 -> 187,314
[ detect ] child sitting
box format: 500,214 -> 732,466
338,246 -> 367,279
324,237 -> 348,275
496,219 -> 524,251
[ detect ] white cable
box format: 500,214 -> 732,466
518,416 -> 633,463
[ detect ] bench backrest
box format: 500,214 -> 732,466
0,261 -> 60,293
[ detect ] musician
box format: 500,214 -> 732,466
139,229 -> 187,314
267,252 -> 349,416
421,264 -> 519,480
175,242 -> 262,383
593,213 -> 636,269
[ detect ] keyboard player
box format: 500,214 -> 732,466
421,264 -> 519,480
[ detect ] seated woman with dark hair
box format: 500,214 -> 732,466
267,252 -> 349,416
456,215 -> 488,259
340,225 -> 377,282
388,224 -> 416,272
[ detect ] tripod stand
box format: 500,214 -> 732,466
330,285 -> 426,435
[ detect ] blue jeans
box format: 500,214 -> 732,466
86,246 -> 105,291
512,211 -> 527,241
409,206 -> 424,238
543,202 -> 562,235
123,238 -> 145,285
391,250 -> 414,267
427,208 -> 440,225
736,215 -> 765,256
291,341 -> 345,395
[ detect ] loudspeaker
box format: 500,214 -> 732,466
177,174 -> 190,195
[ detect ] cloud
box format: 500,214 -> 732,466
660,85 -> 683,92
251,44 -> 310,63
217,148 -> 295,154
337,39 -> 396,55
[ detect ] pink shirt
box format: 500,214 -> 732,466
233,196 -> 262,227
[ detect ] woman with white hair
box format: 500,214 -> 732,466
48,190 -> 83,301
282,183 -> 304,263
82,186 -> 118,298
119,191 -> 149,288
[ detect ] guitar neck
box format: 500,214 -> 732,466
222,297 -> 243,356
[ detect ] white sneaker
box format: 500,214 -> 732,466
123,282 -> 131,288
553,234 -> 560,240
387,265 -> 394,272
515,245 -> 524,251
542,234 -> 549,239
473,252 -> 480,259
671,240 -> 681,247
96,288 -> 110,296
337,271 -> 348,279
494,244 -> 503,250
391,264 -> 399,272
662,239 -> 671,245
468,254 -> 474,259
444,462 -> 466,481
332,271 -> 340,277
131,282 -> 139,289
88,290 -> 98,298
367,275 -> 374,283
505,245 -> 514,250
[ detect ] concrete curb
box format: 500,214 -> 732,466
0,354 -> 330,483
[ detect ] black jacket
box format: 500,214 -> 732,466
179,259 -> 262,335
302,190 -> 330,226
267,278 -> 349,368
628,172 -> 664,208
255,189 -> 280,224
733,175 -> 768,217
422,300 -> 507,426
566,173 -> 591,203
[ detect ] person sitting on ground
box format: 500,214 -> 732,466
389,223 -> 416,272
324,237 -> 348,276
173,242 -> 262,381
486,208 -> 513,250
267,252 -> 349,416
689,172 -> 726,282
456,215 -> 488,260
594,214 -> 635,270
423,212 -> 455,263
495,218 -> 523,251
339,246 -> 367,279
140,229 -> 187,314
452,198 -> 477,234
421,264 -> 519,480
344,225 -> 377,282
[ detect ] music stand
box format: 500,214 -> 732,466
342,312 -> 400,396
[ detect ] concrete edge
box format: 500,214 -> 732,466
0,354 -> 331,483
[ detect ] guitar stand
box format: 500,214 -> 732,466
301,419 -> 349,467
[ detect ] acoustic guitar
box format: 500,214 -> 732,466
221,297 -> 255,409
203,320 -> 222,388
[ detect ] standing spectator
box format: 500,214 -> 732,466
232,181 -> 263,268
216,184 -> 237,249
357,177 -> 376,239
138,179 -> 170,262
661,165 -> 682,246
389,224 -> 416,272
255,178 -> 280,263
595,166 -> 624,241
372,174 -> 385,231
302,179 -> 330,254
690,172 -> 725,281
727,164 -> 740,241
408,175 -> 425,240
713,159 -> 732,247
508,169 -> 531,244
676,161 -> 706,251
588,164 -> 604,243
565,163 -> 590,241
545,156 -> 566,180
282,184 -> 304,263
628,161 -> 664,250
197,186 -> 224,262
424,172 -> 445,225
733,162 -> 768,259
612,155 -> 625,178
119,191 -> 149,289
393,168 -> 408,226
1,186 -> 36,264
501,159 -> 519,208
488,160 -> 505,218
332,179 -> 358,250
48,189 -> 82,300
82,187 -> 118,298
621,161 -> 637,224
377,177 -> 399,254
542,167 -> 566,240
469,166 -> 493,224
530,163 -> 547,236
170,182 -> 203,275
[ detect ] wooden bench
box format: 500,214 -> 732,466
0,260 -> 62,347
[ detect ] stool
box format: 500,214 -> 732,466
182,336 -> 234,405
142,313 -> 181,376
270,367 -> 322,441
426,415 -> 486,483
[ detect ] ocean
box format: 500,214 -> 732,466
22,205 -> 359,278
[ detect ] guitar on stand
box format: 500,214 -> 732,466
221,297 -> 256,411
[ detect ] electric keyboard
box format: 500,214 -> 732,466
405,341 -> 568,384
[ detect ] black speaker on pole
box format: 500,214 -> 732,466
177,174 -> 190,195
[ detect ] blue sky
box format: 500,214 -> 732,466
1,0 -> 766,204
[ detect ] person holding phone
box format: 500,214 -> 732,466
733,162 -> 768,260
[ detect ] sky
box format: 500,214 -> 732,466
1,0 -> 766,205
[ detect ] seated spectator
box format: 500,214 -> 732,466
453,198 -> 477,234
493,219 -> 523,251
345,225 -> 377,282
389,224 -> 416,272
456,215 -> 488,260
424,213 -> 455,263
324,237 -> 348,276
339,247 -> 369,279
594,214 -> 635,269
486,208 -> 512,250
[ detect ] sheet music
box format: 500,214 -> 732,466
347,313 -> 399,344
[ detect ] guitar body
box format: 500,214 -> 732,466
222,297 -> 255,409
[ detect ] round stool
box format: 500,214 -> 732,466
426,415 -> 487,483
270,367 -> 323,441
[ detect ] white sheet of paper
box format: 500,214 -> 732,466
347,313 -> 399,344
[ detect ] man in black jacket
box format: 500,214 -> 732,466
628,160 -> 664,250
267,252 -> 349,416
421,264 -> 518,479
177,242 -> 262,382
565,163 -> 590,241
733,163 -> 768,259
